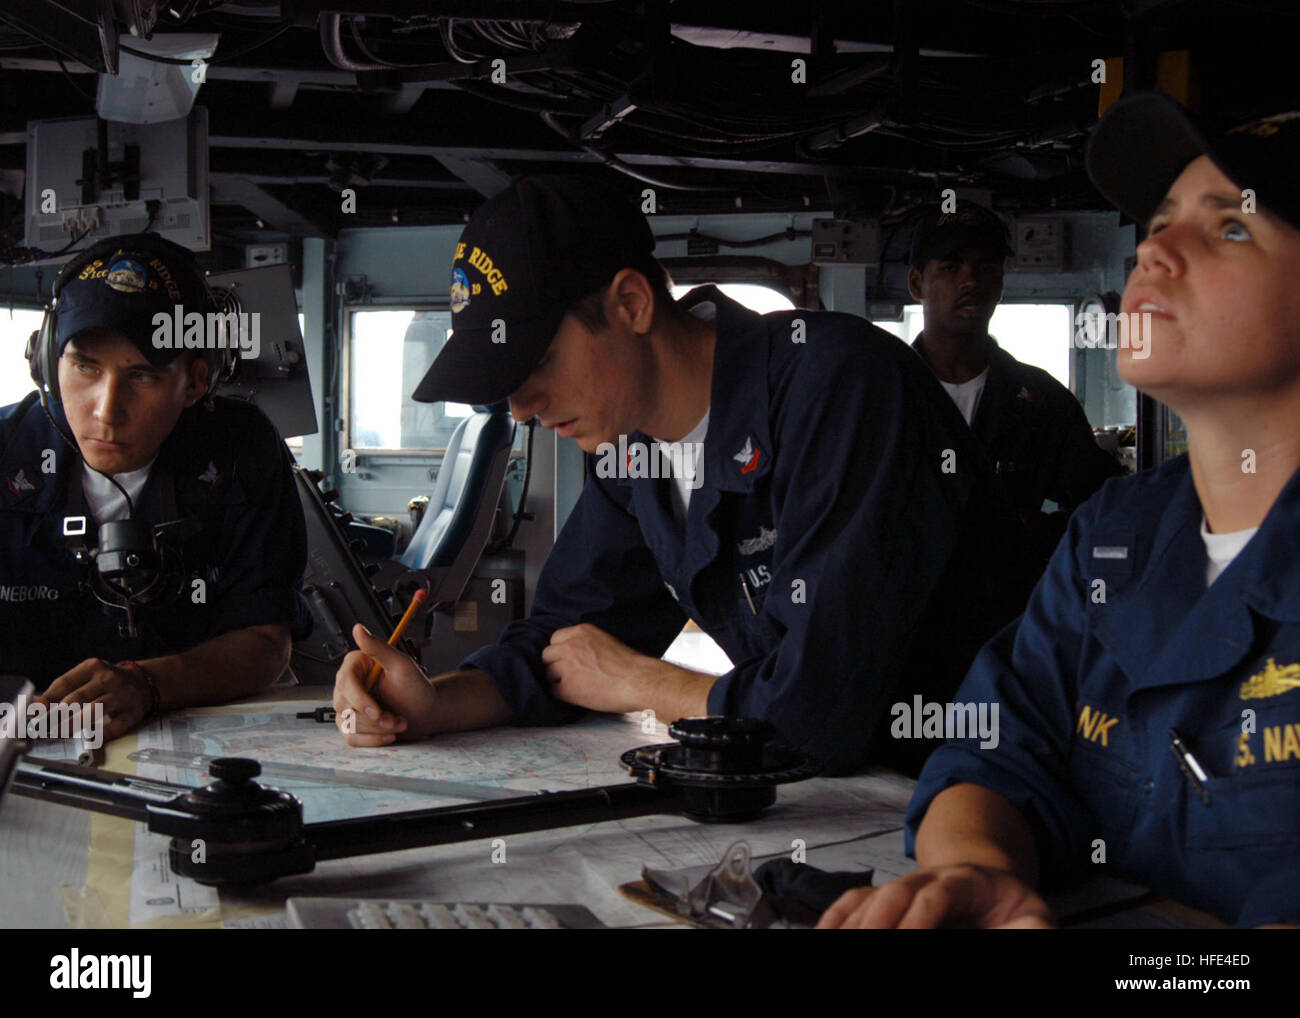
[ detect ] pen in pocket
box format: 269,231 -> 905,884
1169,727 -> 1212,805
738,572 -> 756,614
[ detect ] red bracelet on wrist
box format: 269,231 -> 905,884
115,660 -> 162,722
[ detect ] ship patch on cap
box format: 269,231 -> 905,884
450,267 -> 471,313
452,241 -> 510,305
413,174 -> 656,405
105,258 -> 149,294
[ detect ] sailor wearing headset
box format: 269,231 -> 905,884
1,233 -> 311,741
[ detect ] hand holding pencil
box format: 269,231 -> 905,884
364,587 -> 428,690
332,589 -> 439,748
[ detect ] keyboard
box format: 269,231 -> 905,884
285,897 -> 609,930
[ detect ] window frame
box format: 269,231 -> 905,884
342,301 -> 467,457
0,303 -> 49,408
882,298 -> 1079,394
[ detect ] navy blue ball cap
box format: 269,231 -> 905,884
909,201 -> 1013,269
1086,91 -> 1300,232
55,237 -> 211,367
412,174 -> 656,406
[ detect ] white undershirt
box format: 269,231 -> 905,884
82,459 -> 155,523
939,367 -> 989,426
1201,515 -> 1258,587
649,293 -> 718,528
654,410 -> 710,528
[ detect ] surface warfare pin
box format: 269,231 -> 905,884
1239,658 -> 1300,700
733,437 -> 761,474
5,468 -> 37,501
737,526 -> 776,557
198,461 -> 224,489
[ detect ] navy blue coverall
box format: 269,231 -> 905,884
0,391 -> 311,684
912,335 -> 1124,567
907,455 -> 1300,926
464,288 -> 1035,774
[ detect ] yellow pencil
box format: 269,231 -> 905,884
364,588 -> 428,690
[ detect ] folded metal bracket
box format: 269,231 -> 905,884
644,840 -> 782,929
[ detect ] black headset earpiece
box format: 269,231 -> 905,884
27,243 -> 102,408
36,307 -> 59,407
25,323 -> 48,405
201,284 -> 241,403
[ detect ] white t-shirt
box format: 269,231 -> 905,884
1201,515 -> 1258,587
650,293 -> 716,528
939,367 -> 989,426
655,410 -> 710,528
82,459 -> 155,522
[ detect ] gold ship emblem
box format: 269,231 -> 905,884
1239,658 -> 1300,700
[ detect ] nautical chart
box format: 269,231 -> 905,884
130,701 -> 664,824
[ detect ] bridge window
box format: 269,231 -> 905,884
671,283 -> 795,314
875,303 -> 1073,390
0,307 -> 45,407
347,308 -> 470,452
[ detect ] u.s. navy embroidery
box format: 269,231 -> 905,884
1262,723 -> 1300,763
742,564 -> 772,591
1240,722 -> 1300,766
1239,658 -> 1300,700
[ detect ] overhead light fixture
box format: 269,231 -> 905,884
97,32 -> 219,124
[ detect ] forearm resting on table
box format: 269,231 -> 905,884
412,661 -> 709,735
139,623 -> 291,710
914,782 -> 1040,885
634,659 -> 714,721
424,667 -> 515,732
